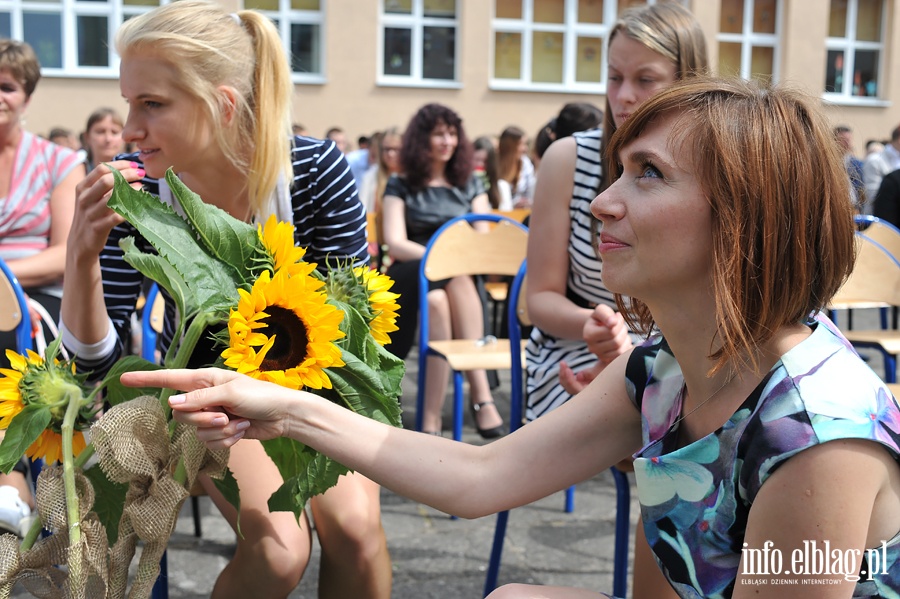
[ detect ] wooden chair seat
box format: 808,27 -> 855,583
484,281 -> 509,303
842,330 -> 900,354
427,338 -> 526,372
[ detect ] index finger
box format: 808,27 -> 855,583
120,367 -> 238,392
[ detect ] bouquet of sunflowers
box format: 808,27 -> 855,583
0,170 -> 403,598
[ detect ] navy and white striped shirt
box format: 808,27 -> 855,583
65,136 -> 369,376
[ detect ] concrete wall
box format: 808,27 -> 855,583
23,0 -> 900,157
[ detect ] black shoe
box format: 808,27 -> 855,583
471,401 -> 505,439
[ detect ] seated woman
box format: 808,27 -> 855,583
0,39 -> 84,537
82,107 -> 126,172
497,126 -> 535,208
382,103 -> 504,438
127,77 -> 900,598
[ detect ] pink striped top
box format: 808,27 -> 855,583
0,131 -> 82,293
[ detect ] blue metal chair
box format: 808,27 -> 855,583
830,232 -> 900,382
0,257 -> 47,534
0,256 -> 33,356
483,261 -> 631,598
415,213 -> 529,442
142,282 -> 161,363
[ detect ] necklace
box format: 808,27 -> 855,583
670,371 -> 736,432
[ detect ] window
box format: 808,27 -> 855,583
490,0 -> 666,93
825,0 -> 884,100
379,0 -> 458,87
0,0 -> 162,76
717,0 -> 781,83
0,0 -> 324,80
244,0 -> 325,82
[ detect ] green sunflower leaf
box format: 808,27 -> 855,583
83,463 -> 128,545
119,236 -> 198,325
262,438 -> 350,518
210,467 -> 242,538
0,405 -> 52,474
371,341 -> 405,401
329,299 -> 371,361
164,170 -> 267,282
99,356 -> 163,408
106,169 -> 243,313
325,351 -> 402,427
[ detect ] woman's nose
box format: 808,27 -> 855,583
122,116 -> 141,143
591,183 -> 623,222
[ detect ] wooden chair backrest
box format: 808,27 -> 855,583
0,272 -> 22,333
832,234 -> 900,306
491,208 -> 531,224
366,211 -> 381,245
860,220 -> 900,261
424,218 -> 528,281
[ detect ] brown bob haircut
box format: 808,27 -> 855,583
607,77 -> 856,374
0,39 -> 41,98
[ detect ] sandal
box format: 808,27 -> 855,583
470,400 -> 505,439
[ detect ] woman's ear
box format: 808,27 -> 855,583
217,85 -> 239,127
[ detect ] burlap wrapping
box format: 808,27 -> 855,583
0,469 -> 109,599
92,396 -> 228,599
0,395 -> 229,599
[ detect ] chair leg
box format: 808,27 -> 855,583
483,510 -> 510,597
453,370 -> 464,442
611,468 -> 631,599
191,495 -> 202,538
415,348 -> 428,433
564,485 -> 575,513
885,352 -> 897,383
151,550 -> 169,599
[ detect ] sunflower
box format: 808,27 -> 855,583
0,349 -> 40,428
222,269 -> 346,390
258,214 -> 317,278
354,267 -> 400,346
0,349 -> 88,464
26,429 -> 87,466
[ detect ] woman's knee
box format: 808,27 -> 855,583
233,526 -> 310,593
486,583 -> 534,598
317,500 -> 386,562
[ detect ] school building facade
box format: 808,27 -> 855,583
11,0 -> 900,156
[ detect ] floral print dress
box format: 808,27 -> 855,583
626,314 -> 900,598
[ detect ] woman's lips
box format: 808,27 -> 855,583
597,233 -> 629,254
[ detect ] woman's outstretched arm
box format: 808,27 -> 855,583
121,350 -> 643,519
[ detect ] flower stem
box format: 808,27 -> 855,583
160,312 -> 211,418
19,439 -> 97,552
61,385 -> 86,593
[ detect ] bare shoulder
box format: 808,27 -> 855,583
538,136 -> 578,175
748,437 -> 900,553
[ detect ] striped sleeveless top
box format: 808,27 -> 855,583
525,128 -> 615,420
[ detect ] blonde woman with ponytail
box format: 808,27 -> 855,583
60,2 -> 390,597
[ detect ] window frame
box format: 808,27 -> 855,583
0,0 -> 326,82
715,0 -> 783,83
823,0 -> 887,105
377,0 -> 461,89
245,0 -> 326,84
488,0 -> 673,94
0,0 -> 162,79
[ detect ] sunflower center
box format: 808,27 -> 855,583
259,306 -> 310,371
